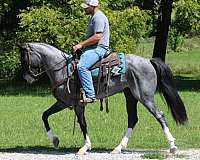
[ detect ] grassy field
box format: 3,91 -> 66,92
136,37 -> 200,79
166,48 -> 200,78
0,80 -> 200,151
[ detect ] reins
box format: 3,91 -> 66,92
26,47 -> 67,78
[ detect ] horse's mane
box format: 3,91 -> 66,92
41,43 -> 68,54
28,42 -> 69,55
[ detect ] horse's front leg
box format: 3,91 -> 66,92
42,101 -> 66,148
74,105 -> 91,155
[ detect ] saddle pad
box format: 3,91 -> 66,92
91,53 -> 126,77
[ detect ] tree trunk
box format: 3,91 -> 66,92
152,0 -> 173,62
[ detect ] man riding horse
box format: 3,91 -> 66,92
73,0 -> 110,103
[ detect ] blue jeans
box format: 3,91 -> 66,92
77,46 -> 108,98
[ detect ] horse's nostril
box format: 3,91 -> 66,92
23,74 -> 36,84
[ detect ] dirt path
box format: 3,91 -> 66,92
0,149 -> 199,160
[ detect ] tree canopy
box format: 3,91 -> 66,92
0,0 -> 199,78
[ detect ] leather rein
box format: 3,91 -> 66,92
25,45 -> 69,91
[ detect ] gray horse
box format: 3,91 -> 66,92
19,42 -> 187,155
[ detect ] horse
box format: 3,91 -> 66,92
19,42 -> 188,155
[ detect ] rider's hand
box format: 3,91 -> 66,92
73,44 -> 83,53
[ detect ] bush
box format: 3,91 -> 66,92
18,3 -> 151,53
168,28 -> 185,52
0,0 -> 152,79
17,4 -> 87,50
0,50 -> 20,79
172,0 -> 200,36
106,7 -> 151,53
168,0 -> 200,51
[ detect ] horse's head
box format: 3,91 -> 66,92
18,43 -> 43,84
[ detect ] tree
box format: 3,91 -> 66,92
152,0 -> 173,61
0,0 -> 31,40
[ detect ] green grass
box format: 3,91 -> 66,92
136,37 -> 200,79
142,152 -> 166,159
166,48 -> 200,78
142,152 -> 187,159
0,81 -> 200,151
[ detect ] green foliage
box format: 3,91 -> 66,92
17,4 -> 87,49
168,0 -> 200,51
106,7 -> 151,53
172,0 -> 200,36
0,50 -> 20,78
107,0 -> 155,10
1,0 -> 200,78
0,0 -> 30,38
107,0 -> 135,10
18,2 -> 150,53
168,29 -> 185,52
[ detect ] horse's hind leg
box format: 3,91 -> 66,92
112,88 -> 138,154
141,97 -> 177,153
42,101 -> 66,148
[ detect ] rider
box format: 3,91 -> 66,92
73,0 -> 110,103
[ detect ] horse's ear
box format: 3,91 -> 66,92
17,43 -> 26,49
17,43 -> 22,48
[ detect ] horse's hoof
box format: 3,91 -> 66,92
77,148 -> 87,155
170,146 -> 178,154
53,136 -> 59,149
111,148 -> 121,154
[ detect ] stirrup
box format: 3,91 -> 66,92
80,97 -> 97,104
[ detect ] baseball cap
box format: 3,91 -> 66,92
81,0 -> 99,8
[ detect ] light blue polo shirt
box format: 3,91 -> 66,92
86,10 -> 110,48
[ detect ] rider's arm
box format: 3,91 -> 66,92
73,32 -> 102,52
80,32 -> 102,48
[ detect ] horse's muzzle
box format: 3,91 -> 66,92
24,74 -> 37,84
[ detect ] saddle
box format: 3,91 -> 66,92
91,53 -> 119,69
66,52 -> 126,112
90,53 -> 120,79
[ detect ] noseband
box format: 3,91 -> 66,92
25,45 -> 43,78
24,44 -> 66,78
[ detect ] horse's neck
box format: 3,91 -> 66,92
31,43 -> 75,92
39,47 -> 68,87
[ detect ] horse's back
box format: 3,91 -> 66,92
125,54 -> 157,100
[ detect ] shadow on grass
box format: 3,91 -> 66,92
0,147 -> 188,159
0,79 -> 51,97
0,146 -> 169,155
0,146 -> 113,154
1,75 -> 200,97
174,76 -> 200,91
0,146 -> 76,154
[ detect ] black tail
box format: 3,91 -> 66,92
150,58 -> 188,124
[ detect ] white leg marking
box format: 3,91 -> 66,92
164,127 -> 175,142
112,128 -> 133,154
77,134 -> 91,155
47,129 -> 55,142
164,126 -> 178,154
47,129 -> 59,149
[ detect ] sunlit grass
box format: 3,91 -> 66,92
136,38 -> 200,79
0,81 -> 200,150
166,48 -> 200,78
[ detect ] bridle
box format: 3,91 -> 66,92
24,44 -> 78,93
25,44 -> 66,79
